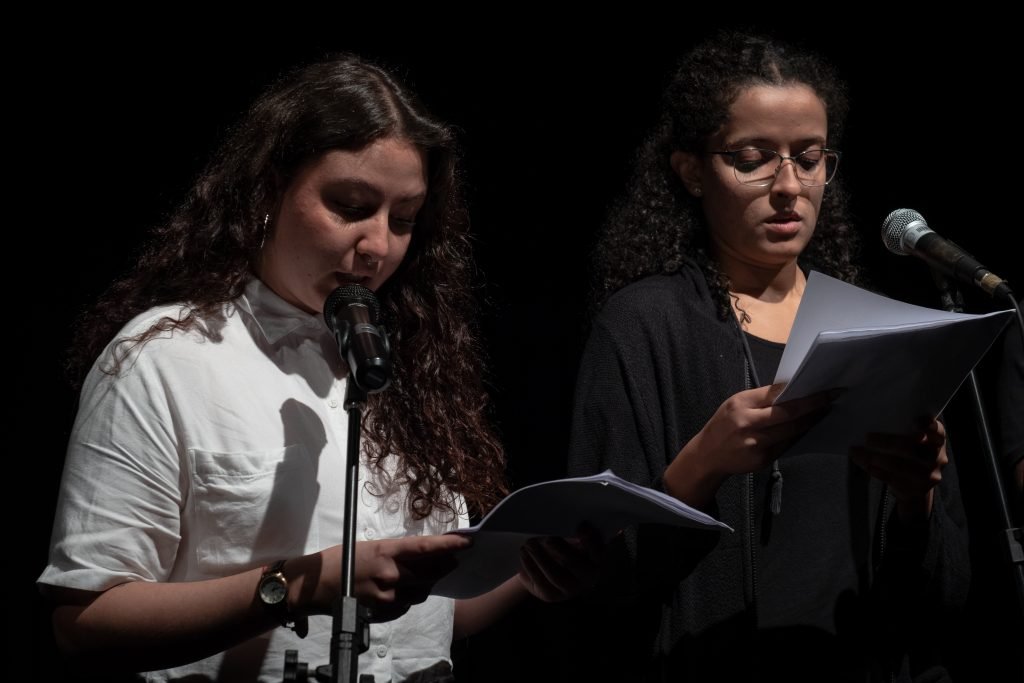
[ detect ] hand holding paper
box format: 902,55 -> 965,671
849,417 -> 949,524
516,522 -> 605,602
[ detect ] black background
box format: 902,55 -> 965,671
27,18 -> 1023,681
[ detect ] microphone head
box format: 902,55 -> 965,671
323,284 -> 381,332
881,208 -> 927,256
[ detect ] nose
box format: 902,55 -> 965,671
771,158 -> 802,196
356,210 -> 390,266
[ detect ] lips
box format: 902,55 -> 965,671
764,212 -> 803,237
767,211 -> 801,223
336,272 -> 370,286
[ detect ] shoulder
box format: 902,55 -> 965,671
594,268 -> 720,339
604,273 -> 699,312
87,300 -> 243,384
119,302 -> 207,338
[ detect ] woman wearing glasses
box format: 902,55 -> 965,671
565,30 -> 969,681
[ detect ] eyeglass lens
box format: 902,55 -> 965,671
731,149 -> 838,186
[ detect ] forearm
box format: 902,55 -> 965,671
50,566 -> 277,672
663,434 -> 726,510
452,577 -> 529,640
875,476 -> 971,622
48,533 -> 471,671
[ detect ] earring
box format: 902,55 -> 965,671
692,187 -> 703,197
259,213 -> 270,251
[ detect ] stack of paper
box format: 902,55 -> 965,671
773,272 -> 1013,456
431,470 -> 730,598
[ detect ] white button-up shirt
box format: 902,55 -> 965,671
40,278 -> 467,682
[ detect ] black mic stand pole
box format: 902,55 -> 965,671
285,380 -> 373,683
321,379 -> 374,683
286,285 -> 391,682
930,269 -> 1024,616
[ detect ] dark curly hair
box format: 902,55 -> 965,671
592,29 -> 863,318
65,54 -> 507,520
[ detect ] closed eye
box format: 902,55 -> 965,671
333,200 -> 417,233
335,203 -> 374,221
732,148 -> 775,173
796,150 -> 824,171
390,216 -> 416,233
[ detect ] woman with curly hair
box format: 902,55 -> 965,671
566,30 -> 969,681
39,54 -> 597,682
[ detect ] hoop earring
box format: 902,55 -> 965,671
259,213 -> 269,251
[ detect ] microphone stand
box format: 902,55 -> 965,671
286,284 -> 393,682
283,377 -> 373,683
327,379 -> 374,682
929,269 -> 1024,616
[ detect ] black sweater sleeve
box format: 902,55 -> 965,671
568,319 -> 660,487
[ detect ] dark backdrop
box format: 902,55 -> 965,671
28,19 -> 1022,681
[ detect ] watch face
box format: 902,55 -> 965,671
260,575 -> 287,605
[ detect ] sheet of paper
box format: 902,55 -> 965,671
773,272 -> 1012,455
431,470 -> 730,599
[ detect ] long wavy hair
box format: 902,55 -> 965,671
592,30 -> 863,318
66,54 -> 507,519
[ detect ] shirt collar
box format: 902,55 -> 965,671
237,278 -> 329,344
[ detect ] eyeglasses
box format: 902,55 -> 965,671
710,147 -> 841,187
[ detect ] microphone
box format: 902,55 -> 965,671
324,284 -> 392,392
882,208 -> 1013,300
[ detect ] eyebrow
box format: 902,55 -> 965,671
328,178 -> 426,205
722,136 -> 827,150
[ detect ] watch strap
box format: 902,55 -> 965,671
259,559 -> 309,638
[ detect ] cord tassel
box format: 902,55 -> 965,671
770,463 -> 783,515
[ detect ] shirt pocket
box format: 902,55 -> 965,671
190,445 -> 321,574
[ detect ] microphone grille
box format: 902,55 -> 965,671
881,208 -> 926,256
323,284 -> 381,332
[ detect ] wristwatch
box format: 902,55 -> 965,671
257,560 -> 308,638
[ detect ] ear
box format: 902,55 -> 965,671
670,151 -> 704,198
